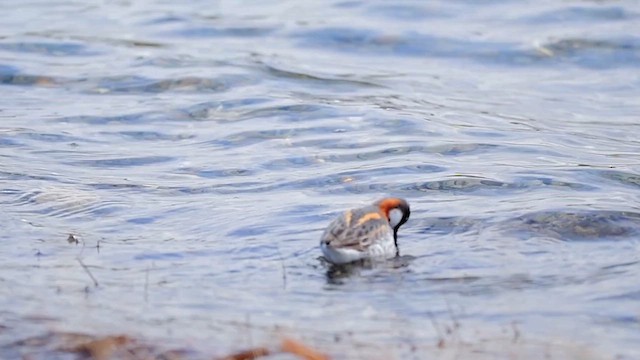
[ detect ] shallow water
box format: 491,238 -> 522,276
1,0 -> 639,358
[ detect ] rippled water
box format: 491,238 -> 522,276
1,0 -> 639,359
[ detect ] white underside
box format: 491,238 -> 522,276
320,234 -> 396,265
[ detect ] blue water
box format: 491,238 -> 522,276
1,1 -> 639,359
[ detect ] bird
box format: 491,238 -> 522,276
320,198 -> 410,264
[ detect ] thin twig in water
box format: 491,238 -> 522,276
68,233 -> 87,257
144,265 -> 150,303
245,313 -> 253,348
511,321 -> 520,343
427,311 -> 445,348
77,258 -> 99,287
445,299 -> 460,330
445,298 -> 463,344
275,246 -> 287,290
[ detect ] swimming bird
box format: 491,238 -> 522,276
320,198 -> 410,264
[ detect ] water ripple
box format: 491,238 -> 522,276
535,37 -> 640,68
69,156 -> 174,168
527,6 -> 636,23
91,74 -> 255,94
172,26 -> 278,38
0,41 -> 97,56
3,185 -> 125,220
592,169 -> 640,189
504,210 -> 640,241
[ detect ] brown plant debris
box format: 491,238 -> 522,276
281,337 -> 330,360
4,329 -> 331,360
72,335 -> 132,360
218,347 -> 271,360
219,337 -> 329,360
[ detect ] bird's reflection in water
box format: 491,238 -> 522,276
323,255 -> 415,284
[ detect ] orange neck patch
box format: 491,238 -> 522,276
377,198 -> 403,219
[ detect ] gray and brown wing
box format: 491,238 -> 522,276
320,208 -> 391,251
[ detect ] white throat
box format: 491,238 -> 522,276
389,208 -> 404,228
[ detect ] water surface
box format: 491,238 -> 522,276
1,0 -> 639,359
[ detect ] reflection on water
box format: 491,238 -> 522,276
323,255 -> 415,285
1,0 -> 639,358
